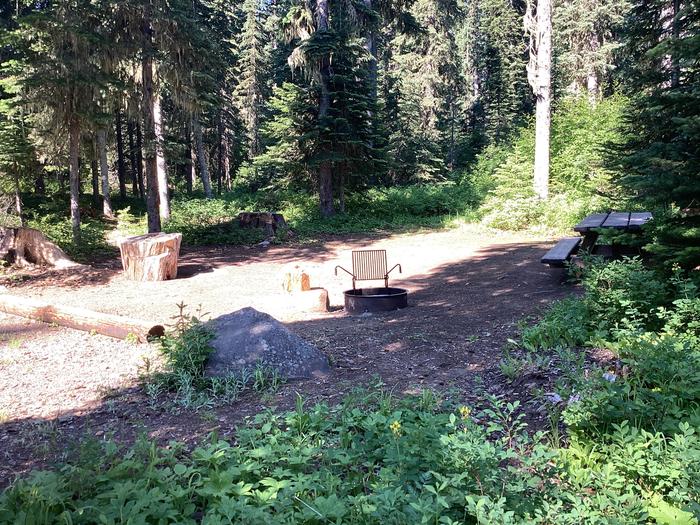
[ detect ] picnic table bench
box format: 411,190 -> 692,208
542,211 -> 652,267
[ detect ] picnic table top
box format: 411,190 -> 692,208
573,211 -> 652,233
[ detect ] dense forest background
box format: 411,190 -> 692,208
0,0 -> 698,266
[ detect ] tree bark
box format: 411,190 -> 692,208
34,171 -> 45,196
222,128 -> 231,192
338,171 -> 346,213
97,128 -> 114,217
670,0 -> 681,88
362,0 -> 378,105
141,6 -> 161,233
118,232 -> 182,281
526,0 -> 551,200
586,69 -> 599,105
193,116 -> 212,198
115,107 -> 127,198
13,172 -> 24,226
68,116 -> 81,244
127,120 -> 139,196
185,121 -> 194,194
586,31 -> 600,105
316,0 -> 334,218
0,226 -> 81,268
135,123 -> 146,199
0,294 -> 164,343
154,95 -> 170,222
217,112 -> 224,194
90,142 -> 100,211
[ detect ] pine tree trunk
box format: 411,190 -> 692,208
670,0 -> 681,88
115,107 -> 127,198
127,120 -> 139,196
316,0 -> 334,218
68,117 -> 81,244
34,172 -> 45,195
154,95 -> 170,222
586,31 -> 600,105
13,171 -> 24,227
217,113 -> 224,194
91,142 -> 100,211
586,70 -> 598,105
135,123 -> 146,200
338,171 -> 346,213
193,116 -> 212,198
97,128 -> 114,217
222,130 -> 231,192
527,0 -> 551,200
185,122 -> 194,194
141,7 -> 161,234
362,0 -> 378,105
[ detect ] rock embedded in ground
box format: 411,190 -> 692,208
204,307 -> 329,380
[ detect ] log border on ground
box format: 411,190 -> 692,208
0,294 -> 164,342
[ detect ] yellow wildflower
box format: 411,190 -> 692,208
389,420 -> 402,436
459,406 -> 472,420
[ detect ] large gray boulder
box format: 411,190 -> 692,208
204,307 -> 329,380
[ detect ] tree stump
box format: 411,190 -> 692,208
0,227 -> 82,269
238,212 -> 288,237
118,233 -> 182,281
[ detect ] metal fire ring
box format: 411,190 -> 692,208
343,287 -> 408,314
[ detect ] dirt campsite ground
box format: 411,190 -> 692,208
0,225 -> 577,485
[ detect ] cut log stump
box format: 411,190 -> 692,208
118,233 -> 182,281
238,212 -> 288,237
281,288 -> 330,313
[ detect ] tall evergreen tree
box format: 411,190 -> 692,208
554,0 -> 630,102
15,1 -> 110,242
614,0 -> 700,268
234,0 -> 270,159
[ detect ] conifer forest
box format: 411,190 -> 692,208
1,0 -> 700,522
0,0 -> 697,258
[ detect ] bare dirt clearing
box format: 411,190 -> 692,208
0,225 -> 573,485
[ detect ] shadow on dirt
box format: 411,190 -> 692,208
0,239 -> 574,488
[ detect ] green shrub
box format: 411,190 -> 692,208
581,257 -> 669,335
521,297 -> 591,351
560,420 -> 700,524
563,333 -> 700,436
158,309 -> 214,379
474,96 -> 627,232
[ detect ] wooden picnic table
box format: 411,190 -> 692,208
542,211 -> 652,267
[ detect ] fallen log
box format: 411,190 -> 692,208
0,294 -> 165,343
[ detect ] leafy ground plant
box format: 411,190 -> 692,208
2,389 -> 698,524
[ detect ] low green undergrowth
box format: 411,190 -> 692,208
159,182 -> 484,245
514,257 -> 700,523
141,305 -> 283,411
3,387 -> 699,523
522,257 -> 699,350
